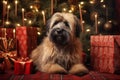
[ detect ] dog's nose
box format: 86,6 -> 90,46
56,28 -> 63,34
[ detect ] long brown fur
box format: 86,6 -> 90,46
30,12 -> 89,75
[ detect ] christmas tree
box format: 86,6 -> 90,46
0,0 -> 116,29
0,0 -> 118,64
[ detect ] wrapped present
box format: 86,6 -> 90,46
0,37 -> 17,70
0,28 -> 15,39
90,35 -> 120,73
0,37 -> 16,52
14,58 -> 33,74
0,51 -> 17,70
16,26 -> 37,58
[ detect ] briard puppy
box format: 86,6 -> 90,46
30,12 -> 89,75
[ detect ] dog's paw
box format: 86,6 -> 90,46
74,69 -> 89,76
69,64 -> 89,76
48,64 -> 67,74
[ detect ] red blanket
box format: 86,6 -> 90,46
0,71 -> 120,80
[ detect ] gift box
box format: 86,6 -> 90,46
14,58 -> 33,74
90,35 -> 120,73
0,51 -> 17,70
0,37 -> 17,70
16,26 -> 37,58
0,38 -> 16,52
0,28 -> 15,39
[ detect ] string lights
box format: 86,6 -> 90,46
0,0 -> 114,34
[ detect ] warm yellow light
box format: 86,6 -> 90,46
28,20 -> 32,24
80,1 -> 84,5
5,21 -> 10,25
95,14 -> 97,18
71,6 -> 74,11
69,10 -> 72,13
108,20 -> 112,23
36,8 -> 39,12
3,0 -> 5,3
22,8 -> 24,12
102,4 -> 106,8
89,1 -> 94,4
83,10 -> 87,13
100,0 -> 104,3
86,29 -> 91,32
15,0 -> 18,4
88,48 -> 90,51
16,23 -> 21,26
37,32 -> 41,35
24,18 -> 27,21
3,0 -> 7,4
98,21 -> 101,24
78,4 -> 81,7
78,4 -> 84,8
13,29 -> 15,33
42,11 -> 45,15
63,8 -> 67,12
82,20 -> 85,24
30,5 -> 33,9
7,5 -> 10,9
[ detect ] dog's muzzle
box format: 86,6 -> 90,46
50,28 -> 70,45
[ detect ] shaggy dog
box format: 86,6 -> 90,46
30,12 -> 89,75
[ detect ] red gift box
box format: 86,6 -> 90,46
90,35 -> 120,73
0,28 -> 15,39
1,51 -> 17,70
16,26 -> 37,58
14,59 -> 33,74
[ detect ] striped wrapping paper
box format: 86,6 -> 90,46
90,35 -> 120,73
16,26 -> 37,58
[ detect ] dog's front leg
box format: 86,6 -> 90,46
42,63 -> 67,74
69,64 -> 89,76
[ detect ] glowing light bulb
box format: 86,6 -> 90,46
86,29 -> 91,32
63,8 -> 67,12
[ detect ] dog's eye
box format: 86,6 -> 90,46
64,21 -> 69,28
53,21 -> 59,26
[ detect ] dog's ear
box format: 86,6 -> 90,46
46,19 -> 51,34
74,16 -> 82,37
